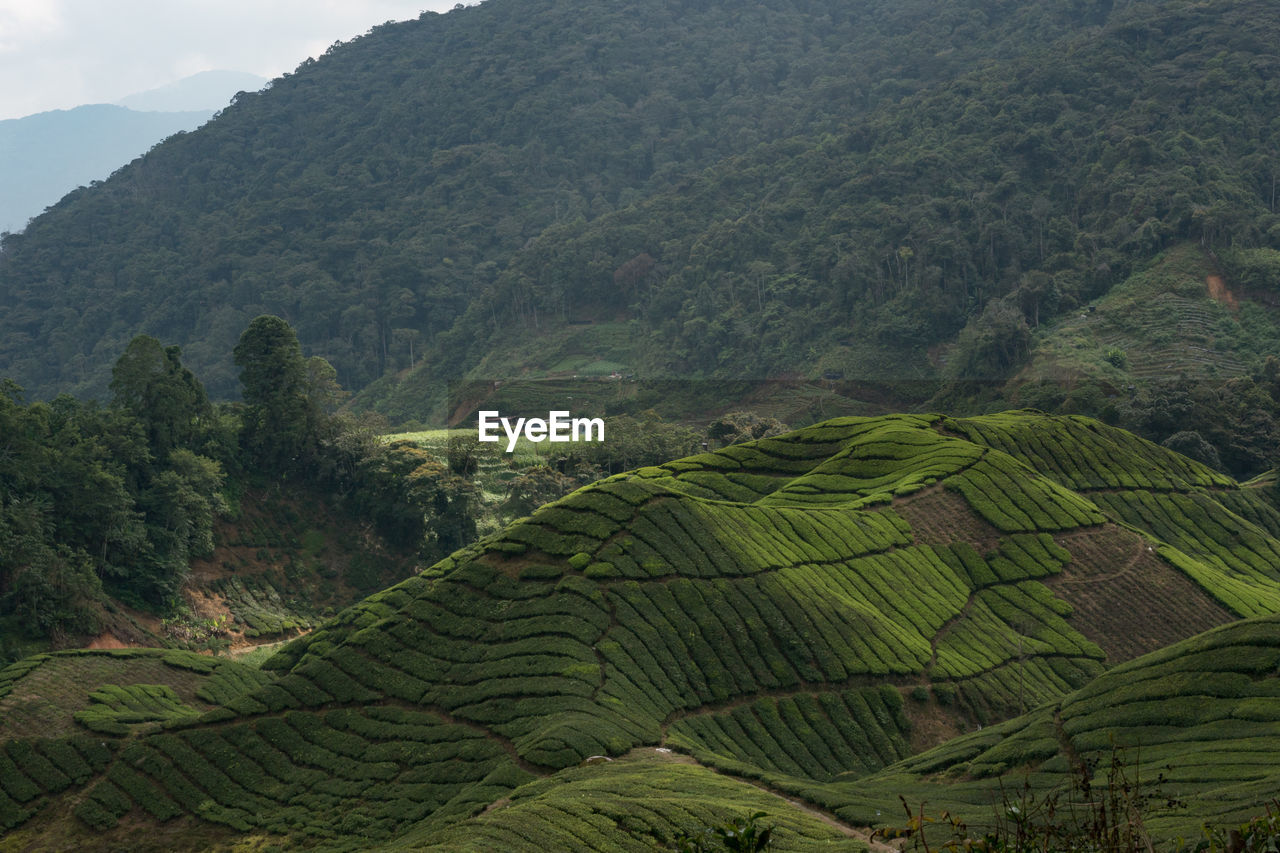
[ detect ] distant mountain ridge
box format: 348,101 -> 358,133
115,70 -> 268,113
0,71 -> 267,236
0,104 -> 210,235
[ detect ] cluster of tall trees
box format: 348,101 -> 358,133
0,317 -> 472,645
0,340 -> 232,639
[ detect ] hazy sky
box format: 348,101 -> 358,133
0,1 -> 473,120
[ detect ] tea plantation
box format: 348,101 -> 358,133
789,612 -> 1280,841
3,412 -> 1280,850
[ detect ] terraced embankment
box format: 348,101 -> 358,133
2,412 -> 1279,850
797,612 -> 1280,841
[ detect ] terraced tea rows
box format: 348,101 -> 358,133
1084,290 -> 1250,379
946,412 -> 1233,492
806,613 -> 1280,840
1022,255 -> 1260,390
666,687 -> 912,781
209,574 -> 318,638
4,412 -> 1280,850
72,706 -> 530,840
0,649 -> 268,741
0,735 -> 114,832
950,412 -> 1280,623
73,684 -> 204,735
404,752 -> 869,851
0,650 -> 275,834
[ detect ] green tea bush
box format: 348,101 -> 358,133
74,780 -> 132,831
6,740 -> 70,792
106,762 -> 183,821
194,661 -> 276,705
0,751 -> 40,804
33,740 -> 91,785
73,683 -> 202,735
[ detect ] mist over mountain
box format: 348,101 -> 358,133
0,105 -> 210,235
115,70 -> 269,113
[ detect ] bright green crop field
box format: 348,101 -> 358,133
4,412 -> 1280,850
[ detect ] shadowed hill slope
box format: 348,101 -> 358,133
2,413 -> 1279,849
779,611 -> 1280,843
415,612 -> 1280,850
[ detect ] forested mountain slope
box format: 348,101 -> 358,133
3,413 -> 1280,849
419,0 -> 1279,401
5,0 -> 1277,415
1001,244 -> 1280,479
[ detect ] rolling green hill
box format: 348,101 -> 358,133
784,611 -> 1280,842
3,412 -> 1280,850
417,612 -> 1280,849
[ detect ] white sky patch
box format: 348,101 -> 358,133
0,1 -> 65,52
0,0 -> 473,119
173,53 -> 214,80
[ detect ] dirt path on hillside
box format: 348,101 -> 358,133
228,631 -> 309,659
